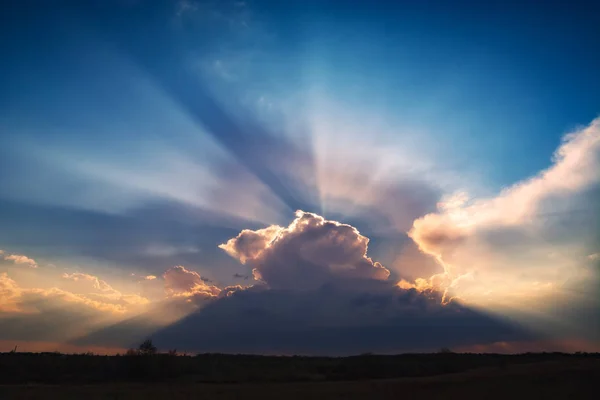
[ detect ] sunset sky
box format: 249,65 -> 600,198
0,0 -> 599,355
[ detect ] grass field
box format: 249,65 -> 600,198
2,358 -> 598,399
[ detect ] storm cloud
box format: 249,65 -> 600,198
144,211 -> 531,355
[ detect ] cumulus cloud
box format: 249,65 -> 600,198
219,225 -> 283,264
85,211 -> 526,353
17,210 -> 540,354
220,210 -> 390,290
85,210 -> 520,354
410,119 -> 600,257
406,118 -> 600,307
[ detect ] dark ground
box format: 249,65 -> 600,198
0,353 -> 598,399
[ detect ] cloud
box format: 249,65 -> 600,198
0,284 -> 128,342
405,118 -> 600,312
412,119 -> 599,259
1,271 -> 136,343
175,0 -> 198,17
62,212 -> 529,354
219,225 -> 283,264
217,285 -> 248,299
60,272 -> 150,308
220,210 -> 390,290
71,270 -> 250,349
0,273 -> 22,312
2,268 -> 148,317
62,272 -> 114,292
141,244 -> 200,257
96,211 -> 525,355
2,253 -> 38,268
589,253 -> 600,262
410,118 -> 600,257
0,250 -> 159,343
0,254 -> 547,355
22,287 -> 133,314
163,265 -> 221,299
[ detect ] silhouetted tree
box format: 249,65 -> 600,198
138,339 -> 157,356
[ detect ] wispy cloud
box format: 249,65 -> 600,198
175,0 -> 198,17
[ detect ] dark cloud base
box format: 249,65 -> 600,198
70,284 -> 531,355
158,296 -> 529,355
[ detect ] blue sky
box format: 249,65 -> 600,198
0,0 -> 599,354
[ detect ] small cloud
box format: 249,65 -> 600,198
142,244 -> 200,257
3,253 -> 38,268
163,266 -> 221,299
62,272 -> 114,292
144,275 -> 157,280
588,253 -> 600,261
219,285 -> 246,298
211,59 -> 235,81
176,0 -> 198,16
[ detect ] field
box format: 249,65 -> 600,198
1,353 -> 598,399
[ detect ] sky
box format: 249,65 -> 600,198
0,0 -> 599,355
